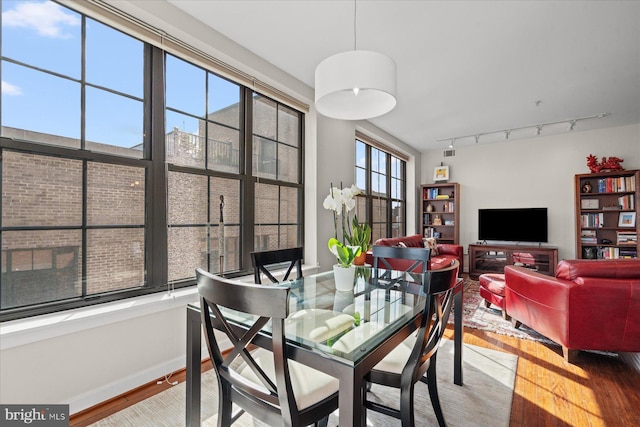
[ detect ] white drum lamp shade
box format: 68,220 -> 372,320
315,50 -> 397,120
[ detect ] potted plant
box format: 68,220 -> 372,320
328,237 -> 361,268
324,183 -> 366,290
346,216 -> 371,265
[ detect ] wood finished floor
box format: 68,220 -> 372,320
70,325 -> 640,427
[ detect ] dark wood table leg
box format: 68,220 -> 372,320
454,282 -> 464,386
186,305 -> 202,427
336,366 -> 365,427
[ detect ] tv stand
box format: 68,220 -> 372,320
469,244 -> 558,279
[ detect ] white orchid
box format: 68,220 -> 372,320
324,183 -> 364,247
323,187 -> 344,214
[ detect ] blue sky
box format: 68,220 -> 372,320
2,0 -> 240,149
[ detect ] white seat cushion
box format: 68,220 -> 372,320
373,335 -> 417,375
238,348 -> 339,410
334,323 -> 427,375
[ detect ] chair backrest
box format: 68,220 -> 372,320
196,268 -> 295,424
372,245 -> 431,274
408,259 -> 460,383
251,247 -> 303,284
372,245 -> 431,290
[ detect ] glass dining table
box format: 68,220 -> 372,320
185,266 -> 464,427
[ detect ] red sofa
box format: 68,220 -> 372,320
505,259 -> 640,363
364,234 -> 463,273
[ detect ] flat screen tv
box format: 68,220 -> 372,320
478,208 -> 548,243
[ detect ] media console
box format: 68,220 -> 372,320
468,244 -> 558,279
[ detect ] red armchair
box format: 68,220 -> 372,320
504,259 -> 640,363
364,234 -> 463,272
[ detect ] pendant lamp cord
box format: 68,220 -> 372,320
353,0 -> 357,50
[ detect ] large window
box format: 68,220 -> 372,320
0,0 -> 303,320
253,95 -> 302,251
355,138 -> 406,243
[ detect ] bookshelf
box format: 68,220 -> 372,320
575,169 -> 639,259
420,182 -> 459,244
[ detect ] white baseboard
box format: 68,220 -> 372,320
67,355 -> 185,414
69,341 -> 213,414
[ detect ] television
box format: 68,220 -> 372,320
478,208 -> 548,243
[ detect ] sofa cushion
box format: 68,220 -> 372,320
365,234 -> 463,272
556,259 -> 640,281
374,234 -> 424,248
429,255 -> 457,270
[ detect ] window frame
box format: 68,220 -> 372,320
0,1 -> 305,321
355,137 -> 406,241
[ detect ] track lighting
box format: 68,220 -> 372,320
436,112 -> 610,147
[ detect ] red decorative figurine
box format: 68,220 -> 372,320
586,154 -> 624,173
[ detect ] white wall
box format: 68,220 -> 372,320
421,124 -> 640,264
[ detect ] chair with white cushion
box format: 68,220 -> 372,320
196,268 -> 339,427
335,259 -> 459,427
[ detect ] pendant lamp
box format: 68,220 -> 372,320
314,1 -> 397,120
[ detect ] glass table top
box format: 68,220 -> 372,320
192,267 -> 429,365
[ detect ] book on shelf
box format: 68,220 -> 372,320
617,194 -> 635,210
597,176 -> 637,193
436,194 -> 450,199
599,246 -> 639,259
619,248 -> 638,258
424,227 -> 435,238
616,230 -> 638,245
444,201 -> 455,212
598,247 -> 620,259
581,230 -> 597,244
580,213 -> 604,228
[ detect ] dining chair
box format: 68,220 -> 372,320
251,246 -> 304,284
196,268 -> 339,427
335,259 -> 460,427
372,245 -> 431,291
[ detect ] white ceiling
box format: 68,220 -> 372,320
164,0 -> 640,151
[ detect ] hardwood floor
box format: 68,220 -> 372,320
449,327 -> 640,427
70,325 -> 640,427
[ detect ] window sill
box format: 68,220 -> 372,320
0,264 -> 320,351
0,286 -> 200,351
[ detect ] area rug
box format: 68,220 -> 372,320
454,277 -> 555,344
89,339 -> 518,427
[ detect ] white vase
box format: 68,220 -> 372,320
333,264 -> 356,292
